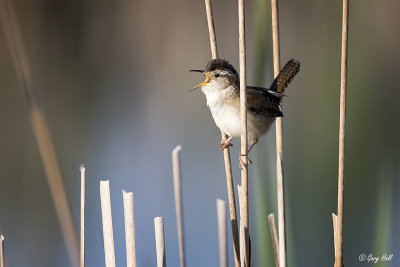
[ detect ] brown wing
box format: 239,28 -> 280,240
247,86 -> 283,118
269,59 -> 300,94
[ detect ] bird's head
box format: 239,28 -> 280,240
190,59 -> 239,92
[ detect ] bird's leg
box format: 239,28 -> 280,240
247,139 -> 258,154
220,136 -> 233,151
238,139 -> 258,170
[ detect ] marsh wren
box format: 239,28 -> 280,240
190,58 -> 300,161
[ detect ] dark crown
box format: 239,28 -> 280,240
204,59 -> 238,76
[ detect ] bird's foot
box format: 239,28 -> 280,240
239,153 -> 252,170
220,137 -> 233,151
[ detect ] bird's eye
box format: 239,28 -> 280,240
214,73 -> 220,78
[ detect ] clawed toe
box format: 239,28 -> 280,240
239,153 -> 252,169
220,137 -> 233,151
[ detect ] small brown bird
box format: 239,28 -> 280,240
190,59 -> 300,163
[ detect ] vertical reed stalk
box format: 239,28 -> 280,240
268,214 -> 280,267
100,181 -> 116,267
123,190 -> 137,267
237,185 -> 248,267
0,235 -> 4,267
332,213 -> 338,260
0,1 -> 79,265
238,0 -> 249,265
217,199 -> 228,267
270,0 -> 286,266
154,217 -> 166,267
204,1 -> 240,265
80,166 -> 86,267
172,146 -> 186,267
335,0 -> 349,266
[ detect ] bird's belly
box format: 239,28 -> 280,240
210,105 -> 275,141
210,105 -> 241,138
247,112 -> 275,141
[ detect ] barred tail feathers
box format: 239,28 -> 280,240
269,59 -> 300,94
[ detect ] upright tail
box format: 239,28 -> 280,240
269,59 -> 300,94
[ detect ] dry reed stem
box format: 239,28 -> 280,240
123,190 -> 137,267
80,166 -> 85,267
100,181 -> 116,267
217,199 -> 228,267
205,0 -> 218,59
239,224 -> 245,267
0,1 -> 79,265
154,217 -> 166,267
332,213 -> 338,259
172,145 -> 186,267
0,235 -> 4,267
270,0 -> 287,266
204,1 -> 240,266
238,0 -> 249,265
268,214 -> 280,267
237,185 -> 249,267
276,153 -> 286,267
335,0 -> 349,266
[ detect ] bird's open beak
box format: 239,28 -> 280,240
189,70 -> 211,92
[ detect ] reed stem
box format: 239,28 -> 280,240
80,166 -> 85,267
217,199 -> 228,267
270,0 -> 286,266
123,190 -> 137,267
268,214 -> 280,267
335,0 -> 349,266
0,235 -> 4,267
204,1 -> 240,265
238,0 -> 249,265
0,1 -> 79,265
172,146 -> 186,267
154,217 -> 166,267
100,180 -> 116,267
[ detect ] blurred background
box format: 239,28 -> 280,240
0,0 -> 399,266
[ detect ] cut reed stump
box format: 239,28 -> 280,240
172,146 -> 186,267
123,190 -> 137,267
154,217 -> 166,267
100,180 -> 116,267
268,214 -> 280,267
0,235 -> 4,267
217,199 -> 228,267
80,166 -> 86,267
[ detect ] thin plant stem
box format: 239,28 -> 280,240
154,217 -> 166,267
80,166 -> 86,267
270,0 -> 286,266
268,214 -> 280,267
205,0 -> 218,59
237,185 -> 249,267
0,1 -> 79,265
204,1 -> 240,266
238,0 -> 249,265
100,181 -> 116,267
335,0 -> 349,266
0,235 -> 4,267
217,199 -> 228,267
123,190 -> 137,267
172,145 -> 186,267
332,213 -> 338,259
